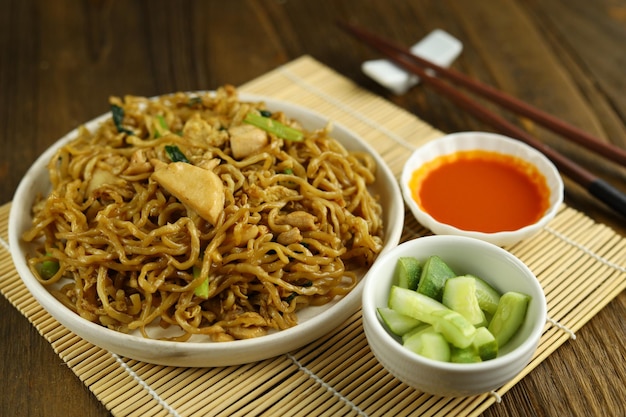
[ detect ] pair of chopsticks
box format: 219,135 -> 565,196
338,21 -> 626,218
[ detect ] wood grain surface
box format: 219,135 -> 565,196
1,1 -> 625,416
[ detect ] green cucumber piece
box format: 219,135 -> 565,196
388,286 -> 448,323
389,286 -> 477,348
487,291 -> 531,347
442,276 -> 487,327
401,323 -> 434,344
430,309 -> 477,349
473,327 -> 498,360
394,257 -> 422,290
417,255 -> 456,301
377,307 -> 422,336
468,274 -> 502,316
450,346 -> 482,363
402,325 -> 435,352
418,332 -> 451,362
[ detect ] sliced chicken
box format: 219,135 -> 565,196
152,162 -> 224,225
228,124 -> 268,159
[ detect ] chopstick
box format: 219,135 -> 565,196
339,21 -> 626,167
338,21 -> 626,218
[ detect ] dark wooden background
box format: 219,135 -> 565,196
1,1 -> 625,416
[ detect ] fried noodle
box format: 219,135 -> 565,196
23,86 -> 384,342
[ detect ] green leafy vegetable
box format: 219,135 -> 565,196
165,145 -> 190,163
243,112 -> 304,142
153,115 -> 169,138
188,96 -> 202,107
110,104 -> 134,135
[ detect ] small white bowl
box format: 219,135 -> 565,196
401,132 -> 563,247
361,235 -> 547,397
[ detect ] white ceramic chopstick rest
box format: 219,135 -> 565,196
361,29 -> 463,95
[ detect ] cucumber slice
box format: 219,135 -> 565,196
442,276 -> 487,327
389,286 -> 477,348
377,307 -> 422,336
450,346 -> 482,363
401,323 -> 433,344
417,255 -> 457,301
430,309 -> 477,349
473,326 -> 498,360
402,325 -> 435,351
418,332 -> 451,362
468,274 -> 502,316
488,291 -> 531,347
388,286 -> 448,323
394,257 -> 422,290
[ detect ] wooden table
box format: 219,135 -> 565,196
1,1 -> 625,416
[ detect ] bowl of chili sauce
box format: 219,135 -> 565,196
401,132 -> 563,247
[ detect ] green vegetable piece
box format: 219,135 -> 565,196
469,274 -> 502,316
488,291 -> 531,347
377,307 -> 422,336
402,325 -> 436,353
165,145 -> 190,163
401,323 -> 433,344
40,257 -> 60,280
243,112 -> 304,141
430,309 -> 477,349
418,332 -> 451,362
388,286 -> 448,323
394,257 -> 422,290
192,266 -> 209,299
442,276 -> 487,327
417,255 -> 457,301
153,115 -> 170,138
388,286 -> 477,348
450,346 -> 482,363
194,278 -> 209,299
110,104 -> 134,135
188,96 -> 203,107
473,326 -> 498,360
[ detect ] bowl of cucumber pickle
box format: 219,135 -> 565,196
361,235 -> 546,397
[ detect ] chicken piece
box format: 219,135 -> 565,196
232,224 -> 260,246
246,184 -> 299,207
123,149 -> 152,175
277,227 -> 303,245
86,167 -> 126,196
276,211 -> 318,231
151,162 -> 224,226
228,124 -> 268,159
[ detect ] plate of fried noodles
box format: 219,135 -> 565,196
9,85 -> 404,366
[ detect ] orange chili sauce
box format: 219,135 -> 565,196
409,150 -> 551,233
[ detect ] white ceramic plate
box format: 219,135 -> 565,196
9,93 -> 404,367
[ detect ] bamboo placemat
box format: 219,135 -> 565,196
1,56 -> 625,417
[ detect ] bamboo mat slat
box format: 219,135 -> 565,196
1,56 -> 625,417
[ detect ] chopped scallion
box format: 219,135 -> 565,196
153,115 -> 170,138
243,112 -> 304,142
165,145 -> 190,163
110,104 -> 134,135
192,266 -> 209,299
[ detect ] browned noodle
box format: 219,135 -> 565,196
22,85 -> 384,342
